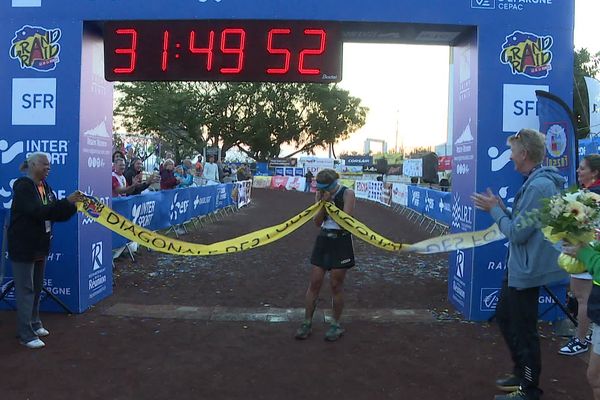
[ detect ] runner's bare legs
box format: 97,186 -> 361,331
330,269 -> 347,322
304,266 -> 326,320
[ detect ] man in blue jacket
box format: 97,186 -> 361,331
473,128 -> 568,400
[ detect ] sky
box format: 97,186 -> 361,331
306,0 -> 600,158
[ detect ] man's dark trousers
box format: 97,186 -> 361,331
496,278 -> 542,399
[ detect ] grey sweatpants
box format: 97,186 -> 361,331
12,260 -> 46,342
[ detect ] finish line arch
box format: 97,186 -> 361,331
1,1 -> 576,318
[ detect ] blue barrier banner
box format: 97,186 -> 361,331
424,189 -> 452,225
407,186 -> 426,214
190,186 -> 217,217
108,184 -> 234,250
168,188 -> 192,227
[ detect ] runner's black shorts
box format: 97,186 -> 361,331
310,230 -> 355,270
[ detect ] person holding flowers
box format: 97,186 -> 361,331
472,128 -> 568,400
557,155 -> 600,356
562,239 -> 600,400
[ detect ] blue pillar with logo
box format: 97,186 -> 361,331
0,16 -> 113,312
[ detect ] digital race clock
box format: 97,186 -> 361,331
103,20 -> 343,83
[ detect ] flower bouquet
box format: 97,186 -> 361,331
536,189 -> 600,273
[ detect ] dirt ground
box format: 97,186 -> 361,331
0,189 -> 593,400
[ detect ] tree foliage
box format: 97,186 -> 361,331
574,48 -> 600,137
114,82 -> 368,162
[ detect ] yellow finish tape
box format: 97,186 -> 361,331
78,196 -> 505,256
77,196 -> 321,256
324,202 -> 505,254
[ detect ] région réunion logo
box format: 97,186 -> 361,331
500,31 -> 553,79
9,25 -> 61,72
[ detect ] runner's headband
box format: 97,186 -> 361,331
316,180 -> 338,191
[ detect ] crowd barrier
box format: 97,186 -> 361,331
252,176 -> 451,231
110,180 -> 252,251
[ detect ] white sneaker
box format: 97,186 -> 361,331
34,327 -> 49,337
20,338 -> 45,349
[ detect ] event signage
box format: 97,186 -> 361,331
0,0 -> 574,320
342,155 -> 373,166
585,77 -> 600,136
402,159 -> 423,177
268,157 -> 297,168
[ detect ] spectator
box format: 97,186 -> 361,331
558,154 -> 600,356
174,165 -> 193,188
112,158 -> 140,197
439,178 -> 450,192
124,144 -> 136,167
304,170 -> 314,192
195,155 -> 204,177
562,241 -> 600,400
8,152 -> 83,349
112,150 -> 125,172
410,176 -> 419,185
222,164 -> 233,183
160,159 -> 179,190
472,128 -> 568,400
238,164 -> 250,182
124,157 -> 159,196
202,155 -> 219,184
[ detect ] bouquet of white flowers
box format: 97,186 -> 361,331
535,189 -> 600,273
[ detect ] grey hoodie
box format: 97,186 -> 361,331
489,166 -> 568,289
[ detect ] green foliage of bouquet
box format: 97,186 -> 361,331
536,187 -> 600,273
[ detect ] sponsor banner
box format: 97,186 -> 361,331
438,156 -> 452,171
585,77 -> 600,136
500,31 -> 553,79
285,176 -> 306,191
391,183 -> 408,206
403,159 -> 423,177
252,176 -> 272,188
271,176 -> 289,189
407,186 -> 426,213
284,167 -> 295,176
234,180 -> 252,208
268,157 -> 297,168
354,180 -> 369,199
536,91 -> 577,186
275,167 -> 284,176
502,84 -> 549,133
338,165 -> 363,175
342,155 -> 373,166
367,181 -> 384,204
424,189 -> 452,225
10,25 -> 61,72
12,78 -> 57,125
300,157 -> 335,176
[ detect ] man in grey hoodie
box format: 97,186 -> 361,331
473,128 -> 568,400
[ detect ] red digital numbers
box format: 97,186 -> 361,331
189,30 -> 215,70
106,21 -> 340,82
267,29 -> 292,74
113,28 -> 137,74
267,28 -> 327,75
299,29 -> 326,75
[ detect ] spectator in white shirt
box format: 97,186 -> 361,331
202,155 -> 219,184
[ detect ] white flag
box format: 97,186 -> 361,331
585,76 -> 600,136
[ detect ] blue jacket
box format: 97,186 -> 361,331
489,166 -> 568,289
